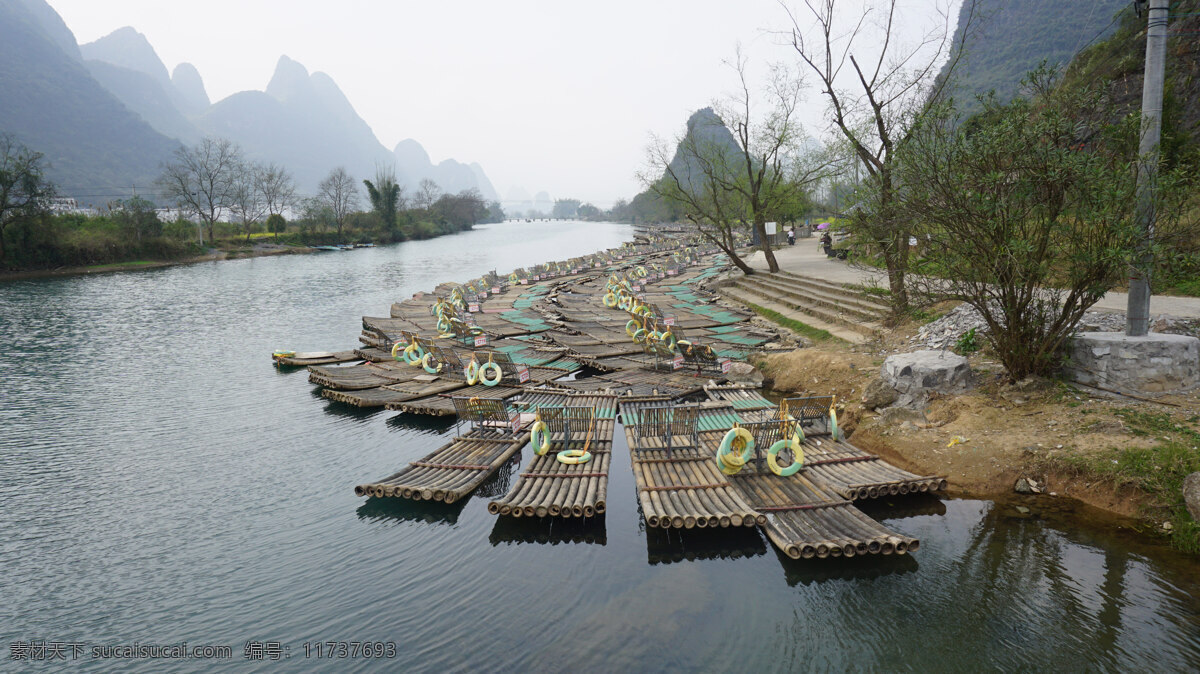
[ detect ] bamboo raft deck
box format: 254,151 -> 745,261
488,392 -> 618,519
354,427 -> 530,503
273,350 -> 360,366
620,401 -> 763,530
796,434 -> 947,500
389,384 -> 524,416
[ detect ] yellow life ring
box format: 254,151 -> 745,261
421,352 -> 442,374
557,449 -> 592,465
626,319 -> 639,337
768,438 -> 805,476
390,341 -> 406,360
718,427 -> 754,467
465,360 -> 480,385
531,421 -> 551,455
603,292 -> 618,308
480,361 -> 503,387
403,342 -> 425,366
273,350 -> 295,358
632,328 -> 648,344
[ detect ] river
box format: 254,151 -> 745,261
1,220 -> 1198,671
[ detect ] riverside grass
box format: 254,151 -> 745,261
1049,408 -> 1200,554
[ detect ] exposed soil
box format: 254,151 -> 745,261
757,317 -> 1200,526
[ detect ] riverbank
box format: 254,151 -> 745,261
733,301 -> 1200,553
0,242 -> 315,282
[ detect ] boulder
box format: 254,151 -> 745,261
724,361 -> 764,387
1184,472 -> 1200,523
860,377 -> 899,410
1014,477 -> 1041,495
881,350 -> 973,408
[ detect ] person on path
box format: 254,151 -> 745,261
787,227 -> 795,246
820,231 -> 833,256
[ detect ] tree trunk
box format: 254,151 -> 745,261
699,228 -> 754,275
754,218 -> 779,273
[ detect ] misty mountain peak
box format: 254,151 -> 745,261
81,26 -> 170,89
265,55 -> 311,102
171,62 -> 209,114
393,138 -> 432,166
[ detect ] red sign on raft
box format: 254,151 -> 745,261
667,269 -> 677,276
632,284 -> 641,292
468,302 -> 479,313
511,414 -> 521,435
520,279 -> 528,285
672,355 -> 684,370
663,316 -> 675,326
720,359 -> 732,373
474,335 -> 488,347
491,286 -> 500,294
480,291 -> 487,299
517,365 -> 530,383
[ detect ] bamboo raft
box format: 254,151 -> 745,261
354,426 -> 530,503
799,435 -> 947,500
620,401 -> 763,529
488,392 -> 617,519
273,350 -> 360,366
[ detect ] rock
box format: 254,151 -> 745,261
1064,332 -> 1200,395
881,350 -> 973,408
1184,472 -> 1200,523
1015,506 -> 1031,514
1014,478 -> 1041,495
860,377 -> 899,410
1162,521 -> 1173,532
874,407 -> 925,427
724,361 -> 764,386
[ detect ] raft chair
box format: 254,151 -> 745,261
630,403 -> 701,459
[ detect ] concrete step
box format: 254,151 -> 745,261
772,271 -> 893,315
727,282 -> 881,338
719,287 -> 868,344
738,275 -> 888,324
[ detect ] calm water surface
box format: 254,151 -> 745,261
1,221 -> 1198,672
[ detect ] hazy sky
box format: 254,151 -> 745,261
48,0 -> 960,206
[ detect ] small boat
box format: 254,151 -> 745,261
313,245 -> 342,251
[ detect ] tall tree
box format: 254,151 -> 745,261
641,53 -> 827,274
230,161 -> 267,243
414,178 -> 441,210
254,162 -> 296,220
787,0 -> 977,310
0,134 -> 54,263
362,166 -> 402,231
158,137 -> 243,244
316,167 -> 360,238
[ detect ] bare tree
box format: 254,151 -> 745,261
316,167 -> 360,238
0,134 -> 55,263
230,161 -> 268,243
254,162 -> 296,219
158,137 -> 243,244
414,178 -> 441,210
640,52 -> 829,274
786,0 -> 977,310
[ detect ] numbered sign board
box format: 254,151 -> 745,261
474,334 -> 488,347
468,302 -> 479,313
491,286 -> 501,294
663,316 -> 675,327
672,355 -> 684,370
517,365 -> 530,383
720,359 -> 732,373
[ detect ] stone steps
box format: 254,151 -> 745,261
719,286 -> 869,344
736,274 -> 888,325
728,278 -> 883,339
773,271 -> 893,316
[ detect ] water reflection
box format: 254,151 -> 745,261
855,493 -> 948,520
489,514 -> 608,546
355,496 -> 466,526
773,546 -> 919,586
384,413 -> 456,436
645,525 -> 767,565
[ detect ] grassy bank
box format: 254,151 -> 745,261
1047,408 -> 1200,553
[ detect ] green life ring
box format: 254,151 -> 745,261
531,421 -> 551,455
465,360 -> 480,385
626,319 -> 639,337
403,342 -> 425,366
768,438 -> 804,476
391,341 -> 407,361
421,352 -> 442,374
480,361 -> 503,387
632,328 -> 647,344
718,427 -> 754,468
830,408 -> 839,440
603,292 -> 618,308
661,332 -> 677,351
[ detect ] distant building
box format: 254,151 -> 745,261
48,197 -> 98,217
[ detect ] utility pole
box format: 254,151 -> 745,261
1126,0 -> 1169,336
